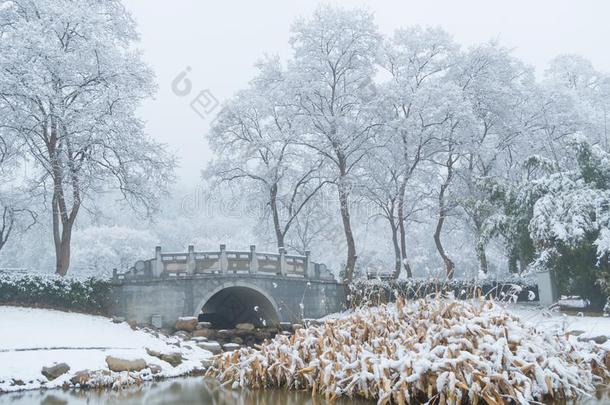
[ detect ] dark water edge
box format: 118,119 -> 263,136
0,377 -> 371,405
0,377 -> 608,405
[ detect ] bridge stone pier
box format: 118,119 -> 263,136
110,245 -> 346,328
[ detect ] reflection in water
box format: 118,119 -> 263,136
0,377 -> 370,405
1,378 -> 609,405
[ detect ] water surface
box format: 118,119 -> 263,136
0,377 -> 608,404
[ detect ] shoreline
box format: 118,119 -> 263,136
0,306 -> 214,393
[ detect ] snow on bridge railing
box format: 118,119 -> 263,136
112,244 -> 335,281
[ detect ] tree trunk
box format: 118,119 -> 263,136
55,229 -> 72,277
434,159 -> 455,280
433,214 -> 455,279
338,181 -> 357,283
508,248 -> 518,274
474,220 -> 488,275
52,188 -> 78,276
390,219 -> 402,279
476,240 -> 488,275
396,182 -> 413,278
48,124 -> 80,277
269,184 -> 284,249
0,206 -> 14,252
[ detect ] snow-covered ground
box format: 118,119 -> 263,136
0,306 -> 212,392
507,303 -> 610,340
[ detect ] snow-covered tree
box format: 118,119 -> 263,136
481,155 -> 554,274
71,225 -> 159,276
0,0 -> 175,275
367,27 -> 457,278
428,86 -> 474,279
206,59 -> 327,250
527,136 -> 610,304
289,5 -> 382,282
453,43 -> 538,275
0,100 -> 34,253
544,55 -> 610,150
0,192 -> 37,253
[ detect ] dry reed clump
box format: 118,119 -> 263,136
206,298 -> 610,404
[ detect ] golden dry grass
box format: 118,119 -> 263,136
206,298 -> 610,404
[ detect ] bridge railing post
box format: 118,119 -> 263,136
153,246 -> 163,277
304,250 -> 314,278
219,244 -> 228,273
249,245 -> 258,274
186,244 -> 195,275
279,247 -> 287,276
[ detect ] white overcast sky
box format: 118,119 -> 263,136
122,0 -> 610,186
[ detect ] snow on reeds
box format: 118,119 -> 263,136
207,297 -> 610,404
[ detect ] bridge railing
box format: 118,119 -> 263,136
112,244 -> 335,281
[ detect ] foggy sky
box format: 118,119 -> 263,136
122,0 -> 610,186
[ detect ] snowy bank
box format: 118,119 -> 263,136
208,298 -> 610,404
0,306 -> 212,392
510,303 -> 610,342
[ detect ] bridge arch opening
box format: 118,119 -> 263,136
197,286 -> 280,329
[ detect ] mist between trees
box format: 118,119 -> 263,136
180,186 -> 379,222
1,3 -> 610,300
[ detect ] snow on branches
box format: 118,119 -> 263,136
529,137 -> 610,268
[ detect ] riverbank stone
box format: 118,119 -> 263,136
70,370 -> 91,385
149,364 -> 162,374
193,328 -> 215,338
217,329 -> 234,339
146,348 -> 183,367
42,363 -> 70,380
223,343 -> 240,351
199,341 -> 222,354
105,356 -> 147,372
230,336 -> 244,344
160,352 -> 183,367
175,317 -> 199,332
172,330 -> 191,340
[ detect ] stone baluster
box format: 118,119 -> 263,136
304,250 -> 314,278
249,245 -> 258,274
153,246 -> 163,277
219,244 -> 229,273
279,247 -> 287,276
186,244 -> 195,275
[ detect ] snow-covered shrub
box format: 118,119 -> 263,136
348,278 -> 537,307
482,137 -> 610,307
527,137 -> 610,307
0,271 -> 112,314
208,298 -> 610,404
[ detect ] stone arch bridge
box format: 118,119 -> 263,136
110,245 -> 346,328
